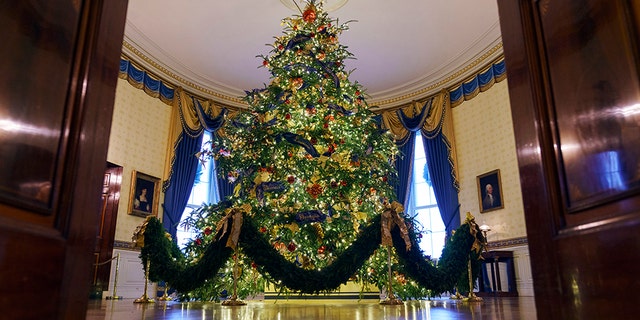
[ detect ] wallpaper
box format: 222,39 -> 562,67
107,78 -> 172,242
451,81 -> 527,241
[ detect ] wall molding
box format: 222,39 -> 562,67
487,237 -> 528,250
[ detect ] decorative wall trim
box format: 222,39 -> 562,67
487,237 -> 528,250
113,240 -> 138,251
122,42 -> 246,108
119,47 -> 506,113
370,43 -> 504,109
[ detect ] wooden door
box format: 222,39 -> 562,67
0,0 -> 128,319
93,164 -> 123,291
497,0 -> 640,319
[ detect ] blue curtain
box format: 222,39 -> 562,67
421,132 -> 460,236
394,133 -> 416,206
214,132 -> 235,201
162,133 -> 203,239
383,95 -> 461,237
392,102 -> 430,206
161,98 -> 228,239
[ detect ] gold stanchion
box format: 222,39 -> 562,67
380,246 -> 403,305
222,251 -> 246,306
158,282 -> 172,301
450,286 -> 464,300
463,255 -> 482,302
106,253 -> 122,300
134,259 -> 155,303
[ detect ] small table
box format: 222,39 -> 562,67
478,250 -> 518,297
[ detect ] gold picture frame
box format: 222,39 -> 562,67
477,169 -> 504,213
128,170 -> 160,217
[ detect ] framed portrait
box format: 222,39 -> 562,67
128,170 -> 160,217
477,169 -> 504,213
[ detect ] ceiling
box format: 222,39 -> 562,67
123,0 -> 503,109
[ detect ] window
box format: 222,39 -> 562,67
407,131 -> 446,259
176,131 -> 220,248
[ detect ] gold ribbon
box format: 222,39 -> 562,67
215,205 -> 250,249
381,201 -> 412,251
464,212 -> 483,254
131,216 -> 155,248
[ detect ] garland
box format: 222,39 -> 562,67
392,222 -> 483,294
141,216 -> 233,292
140,213 -> 484,295
239,212 -> 382,293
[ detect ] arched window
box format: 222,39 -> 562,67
407,131 -> 446,259
176,131 -> 220,248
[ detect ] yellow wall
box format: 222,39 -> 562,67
452,80 -> 526,241
107,78 -> 172,241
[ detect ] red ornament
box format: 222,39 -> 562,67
195,238 -> 202,245
285,113 -> 291,120
318,245 -> 326,254
306,106 -> 317,115
204,227 -> 212,236
287,242 -> 297,252
306,183 -> 323,199
251,262 -> 258,269
310,137 -> 317,145
303,7 -> 317,23
291,77 -> 304,89
260,226 -> 267,233
262,59 -> 269,67
287,175 -> 295,184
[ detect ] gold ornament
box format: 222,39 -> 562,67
312,222 -> 324,239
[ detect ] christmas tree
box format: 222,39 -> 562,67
138,0 -> 485,301
191,0 -> 398,296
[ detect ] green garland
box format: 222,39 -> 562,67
392,222 -> 484,294
239,212 -> 382,293
141,216 -> 233,292
140,213 -> 484,295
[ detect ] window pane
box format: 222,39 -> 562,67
410,131 -> 445,259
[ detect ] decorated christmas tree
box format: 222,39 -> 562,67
194,0 -> 398,295
137,0 -> 485,302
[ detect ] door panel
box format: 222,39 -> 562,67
497,0 -> 640,319
0,0 -> 128,318
93,164 -> 122,290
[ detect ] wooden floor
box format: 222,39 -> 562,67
86,296 -> 537,319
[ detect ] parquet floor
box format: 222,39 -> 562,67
86,296 -> 537,319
